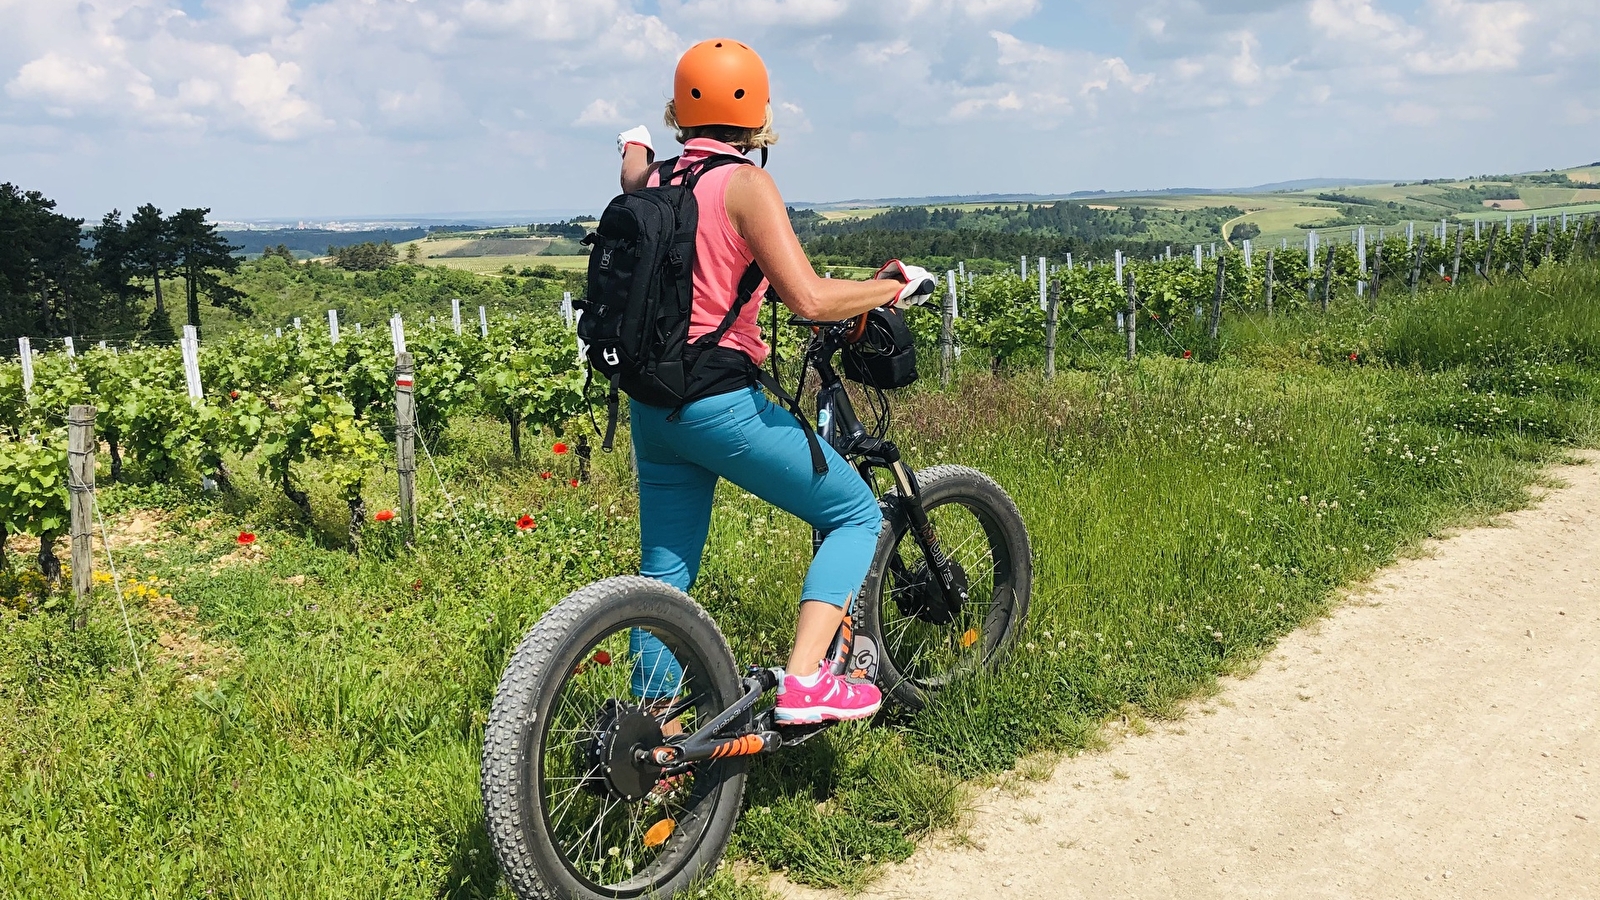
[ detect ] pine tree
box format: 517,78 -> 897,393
168,208 -> 244,335
127,204 -> 174,316
0,182 -> 90,340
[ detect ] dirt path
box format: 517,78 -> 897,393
790,452 -> 1600,899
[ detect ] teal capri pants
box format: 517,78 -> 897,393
628,386 -> 882,698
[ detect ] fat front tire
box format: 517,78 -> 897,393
858,465 -> 1032,710
482,576 -> 747,900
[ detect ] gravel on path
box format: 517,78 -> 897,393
787,452 -> 1600,899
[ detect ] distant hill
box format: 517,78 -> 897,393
222,228 -> 427,259
794,178 -> 1391,211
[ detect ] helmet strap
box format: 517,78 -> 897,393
760,146 -> 768,169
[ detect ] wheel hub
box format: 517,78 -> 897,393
581,699 -> 666,803
894,556 -> 970,626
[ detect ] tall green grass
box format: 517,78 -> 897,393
2,263 -> 1597,898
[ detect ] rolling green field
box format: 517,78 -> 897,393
363,164 -> 1600,279
5,257 -> 1600,899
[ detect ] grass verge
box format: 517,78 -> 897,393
2,263 -> 1598,898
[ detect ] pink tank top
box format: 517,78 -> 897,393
647,138 -> 769,365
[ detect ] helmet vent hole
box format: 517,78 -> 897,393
734,89 -> 745,99
691,88 -> 702,99
715,42 -> 723,47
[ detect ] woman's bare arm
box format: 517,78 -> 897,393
724,166 -> 901,320
621,144 -> 656,193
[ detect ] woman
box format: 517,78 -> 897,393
614,38 -> 936,725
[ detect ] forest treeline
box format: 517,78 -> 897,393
789,200 -> 1243,270
1,183 -> 242,342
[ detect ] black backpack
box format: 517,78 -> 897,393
578,154 -> 827,472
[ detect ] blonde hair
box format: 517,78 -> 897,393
663,100 -> 779,152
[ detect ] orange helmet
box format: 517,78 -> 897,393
673,39 -> 769,129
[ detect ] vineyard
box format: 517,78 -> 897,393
3,213 -> 1600,899
2,214 -> 1597,580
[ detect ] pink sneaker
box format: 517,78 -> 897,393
774,664 -> 882,725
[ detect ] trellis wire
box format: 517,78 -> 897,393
92,497 -> 145,680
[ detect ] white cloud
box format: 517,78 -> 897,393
1229,32 -> 1261,86
1309,0 -> 1535,75
1309,0 -> 1413,48
574,98 -> 623,126
8,53 -> 117,109
205,0 -> 296,39
1405,0 -> 1531,74
3,3 -> 329,140
778,100 -> 813,132
1080,58 -> 1152,96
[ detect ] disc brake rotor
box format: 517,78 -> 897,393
892,554 -> 971,627
581,699 -> 666,803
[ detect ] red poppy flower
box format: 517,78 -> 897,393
552,442 -> 569,455
540,472 -> 552,480
1349,352 -> 1359,362
516,514 -> 536,530
237,532 -> 256,545
1182,349 -> 1193,359
229,390 -> 240,400
1443,275 -> 1452,283
569,479 -> 580,488
411,578 -> 423,591
374,509 -> 395,522
592,650 -> 612,666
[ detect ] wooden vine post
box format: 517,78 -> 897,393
1409,238 -> 1425,296
1320,245 -> 1335,313
394,352 -> 418,545
1125,271 -> 1138,361
1371,243 -> 1383,307
1482,222 -> 1499,278
1517,221 -> 1533,276
68,405 -> 96,631
1451,225 -> 1464,287
1209,255 -> 1225,340
1044,277 -> 1060,380
940,271 -> 955,388
1265,250 -> 1275,317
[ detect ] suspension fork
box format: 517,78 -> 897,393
887,459 -> 969,614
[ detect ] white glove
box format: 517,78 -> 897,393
617,125 -> 654,160
874,259 -> 938,309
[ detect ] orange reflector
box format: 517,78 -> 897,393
643,818 -> 676,849
960,629 -> 979,648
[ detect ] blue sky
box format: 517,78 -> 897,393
2,0 -> 1597,221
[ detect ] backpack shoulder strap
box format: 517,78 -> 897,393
666,152 -> 753,188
